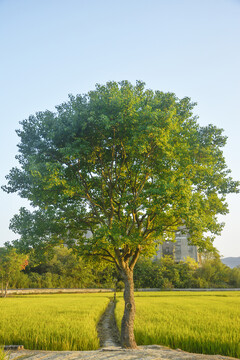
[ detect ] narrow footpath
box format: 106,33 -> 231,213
97,299 -> 120,349
7,299 -> 238,360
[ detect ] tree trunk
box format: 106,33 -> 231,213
120,268 -> 137,348
4,281 -> 8,298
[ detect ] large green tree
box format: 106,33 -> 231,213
3,81 -> 239,347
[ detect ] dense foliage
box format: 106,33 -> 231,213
3,81 -> 239,260
0,247 -> 28,296
3,247 -> 240,290
7,247 -> 116,290
134,255 -> 240,289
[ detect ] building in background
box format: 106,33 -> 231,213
156,230 -> 199,263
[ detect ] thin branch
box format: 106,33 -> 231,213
124,249 -> 134,263
129,246 -> 140,270
114,247 -> 125,269
92,254 -> 116,264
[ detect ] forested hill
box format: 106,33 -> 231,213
221,257 -> 240,269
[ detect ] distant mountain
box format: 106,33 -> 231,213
221,257 -> 240,269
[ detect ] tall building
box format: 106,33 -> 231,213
155,230 -> 199,263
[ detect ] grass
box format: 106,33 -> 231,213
0,293 -> 110,351
115,291 -> 240,358
0,348 -> 8,360
2,291 -> 240,356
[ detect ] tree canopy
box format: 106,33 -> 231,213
3,80 -> 239,347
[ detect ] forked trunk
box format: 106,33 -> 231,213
121,268 -> 137,348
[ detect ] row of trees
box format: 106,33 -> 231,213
134,255 -> 240,289
8,246 -> 115,290
0,246 -> 115,295
1,246 -> 240,294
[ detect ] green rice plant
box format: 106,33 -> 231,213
115,291 -> 240,358
0,348 -> 8,360
0,293 -> 110,351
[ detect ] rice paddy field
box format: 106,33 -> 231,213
1,291 -> 240,358
115,291 -> 240,358
0,293 -> 110,351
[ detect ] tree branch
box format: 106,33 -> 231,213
129,246 -> 140,270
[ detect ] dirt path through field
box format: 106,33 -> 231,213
97,299 -> 120,348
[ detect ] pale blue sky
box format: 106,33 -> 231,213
0,0 -> 240,257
